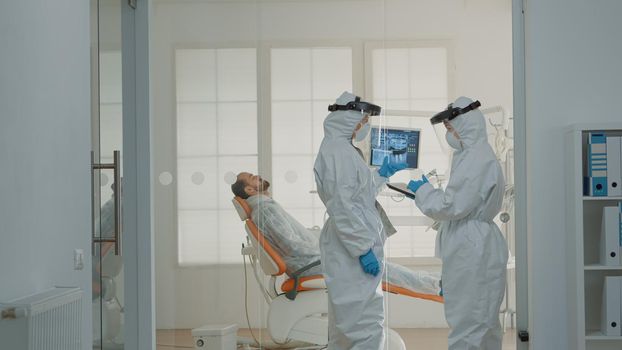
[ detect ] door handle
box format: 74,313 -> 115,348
92,150 -> 122,256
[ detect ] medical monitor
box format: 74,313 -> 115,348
369,127 -> 420,169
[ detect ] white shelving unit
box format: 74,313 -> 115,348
566,123 -> 622,350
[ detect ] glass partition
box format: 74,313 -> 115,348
151,1 -> 515,349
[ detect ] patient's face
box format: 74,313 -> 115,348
238,172 -> 271,196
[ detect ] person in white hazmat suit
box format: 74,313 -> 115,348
313,92 -> 407,350
407,97 -> 509,349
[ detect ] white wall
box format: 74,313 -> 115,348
152,0 -> 513,329
523,0 -> 622,348
0,0 -> 92,347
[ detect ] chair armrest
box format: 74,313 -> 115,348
285,260 -> 322,301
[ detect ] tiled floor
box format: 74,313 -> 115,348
156,328 -> 517,349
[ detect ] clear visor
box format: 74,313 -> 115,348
351,112 -> 372,149
355,110 -> 400,165
433,121 -> 452,155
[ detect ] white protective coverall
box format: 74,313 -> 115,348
247,194 -> 441,295
313,92 -> 388,350
414,97 -> 508,349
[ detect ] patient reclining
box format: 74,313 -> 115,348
231,172 -> 441,296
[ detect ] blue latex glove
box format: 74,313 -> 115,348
407,175 -> 429,193
377,156 -> 408,178
359,249 -> 380,276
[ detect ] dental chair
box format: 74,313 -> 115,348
232,196 -> 443,350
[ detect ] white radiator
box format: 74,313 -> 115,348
0,287 -> 83,350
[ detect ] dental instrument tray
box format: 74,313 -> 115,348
386,182 -> 416,199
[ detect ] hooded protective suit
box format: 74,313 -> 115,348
314,92 -> 387,350
414,97 -> 508,349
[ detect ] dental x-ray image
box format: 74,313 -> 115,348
370,127 -> 420,169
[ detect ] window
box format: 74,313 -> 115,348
175,48 -> 258,265
367,45 -> 450,258
174,43 -> 451,264
270,47 -> 353,228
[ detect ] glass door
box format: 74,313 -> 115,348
92,0 -> 125,348
150,1 -> 518,349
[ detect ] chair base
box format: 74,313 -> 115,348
268,290 -> 328,344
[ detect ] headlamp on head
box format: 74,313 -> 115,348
328,96 -> 382,116
430,100 -> 481,125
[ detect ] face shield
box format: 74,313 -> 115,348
330,95 -> 381,149
431,100 -> 481,153
353,113 -> 372,142
433,121 -> 452,155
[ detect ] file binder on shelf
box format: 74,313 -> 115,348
600,205 -> 622,266
607,136 -> 622,197
585,132 -> 608,197
601,276 -> 622,336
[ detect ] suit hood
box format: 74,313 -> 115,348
449,96 -> 487,148
322,91 -> 366,140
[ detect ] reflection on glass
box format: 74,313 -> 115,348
94,181 -> 123,348
94,0 -> 124,349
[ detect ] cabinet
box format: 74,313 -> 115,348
566,124 -> 622,350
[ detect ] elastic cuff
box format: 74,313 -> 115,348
415,183 -> 434,199
373,171 -> 388,185
349,243 -> 374,258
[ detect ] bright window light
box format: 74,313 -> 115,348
174,44 -> 450,265
271,47 -> 353,228
175,48 -> 258,265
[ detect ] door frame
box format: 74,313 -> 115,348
512,0 -> 529,348
122,0 -> 154,349
129,0 -> 529,348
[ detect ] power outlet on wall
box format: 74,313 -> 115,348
74,249 -> 84,270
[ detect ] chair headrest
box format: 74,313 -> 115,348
232,197 -> 252,221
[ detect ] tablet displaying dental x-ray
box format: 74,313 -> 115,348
369,127 -> 421,169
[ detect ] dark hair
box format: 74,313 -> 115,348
231,178 -> 250,199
